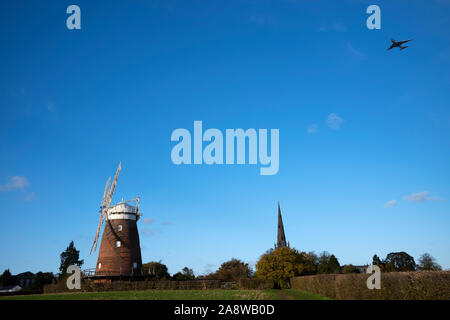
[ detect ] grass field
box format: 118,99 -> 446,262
0,289 -> 330,300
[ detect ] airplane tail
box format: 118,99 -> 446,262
400,46 -> 408,50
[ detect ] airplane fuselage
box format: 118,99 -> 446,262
388,39 -> 412,50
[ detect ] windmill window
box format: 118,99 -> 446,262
115,241 -> 121,247
98,263 -> 102,269
133,262 -> 137,269
116,225 -> 123,232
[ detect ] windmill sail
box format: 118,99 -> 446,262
101,177 -> 111,208
90,162 -> 122,255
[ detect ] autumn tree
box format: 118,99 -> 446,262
214,258 -> 252,282
255,247 -> 316,288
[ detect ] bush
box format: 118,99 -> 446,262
238,278 -> 274,290
290,271 -> 450,300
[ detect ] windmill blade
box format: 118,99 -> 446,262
90,208 -> 106,254
90,177 -> 111,255
96,162 -> 121,251
89,162 -> 122,255
104,161 -> 122,209
101,177 -> 111,208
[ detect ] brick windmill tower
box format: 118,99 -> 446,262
90,162 -> 143,276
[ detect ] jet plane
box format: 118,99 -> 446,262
388,39 -> 413,50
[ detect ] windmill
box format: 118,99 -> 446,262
90,162 -> 143,276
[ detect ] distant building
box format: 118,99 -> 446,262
274,202 -> 290,249
12,272 -> 35,289
0,285 -> 22,293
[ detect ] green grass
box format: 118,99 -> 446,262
274,289 -> 332,300
0,289 -> 329,300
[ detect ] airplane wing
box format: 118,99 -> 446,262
398,39 -> 413,45
391,39 -> 396,43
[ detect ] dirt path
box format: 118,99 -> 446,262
277,292 -> 293,300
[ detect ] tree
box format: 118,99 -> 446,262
255,247 -> 316,288
317,252 -> 341,274
173,267 -> 195,281
59,241 -> 84,277
196,273 -> 216,280
372,253 -> 390,271
384,252 -> 416,272
32,272 -> 55,291
418,253 -> 442,271
342,264 -> 358,274
0,269 -> 13,286
328,255 -> 340,273
297,252 -> 319,275
182,267 -> 194,278
214,259 -> 252,282
372,254 -> 382,266
142,261 -> 170,279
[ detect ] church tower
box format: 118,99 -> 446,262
275,202 -> 288,249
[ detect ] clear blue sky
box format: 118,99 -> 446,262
1,0 -> 449,276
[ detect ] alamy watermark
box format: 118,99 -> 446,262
66,265 -> 81,290
65,5 -> 380,32
171,121 -> 279,175
366,5 -> 381,30
366,265 -> 381,290
66,5 -> 81,30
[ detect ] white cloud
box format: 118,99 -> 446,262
307,124 -> 318,134
162,221 -> 173,226
384,200 -> 397,208
404,191 -> 442,203
0,176 -> 30,191
143,218 -> 155,225
326,113 -> 343,129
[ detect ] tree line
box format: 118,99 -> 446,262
1,240 -> 443,291
140,247 -> 443,289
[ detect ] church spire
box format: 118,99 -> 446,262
276,201 -> 287,248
